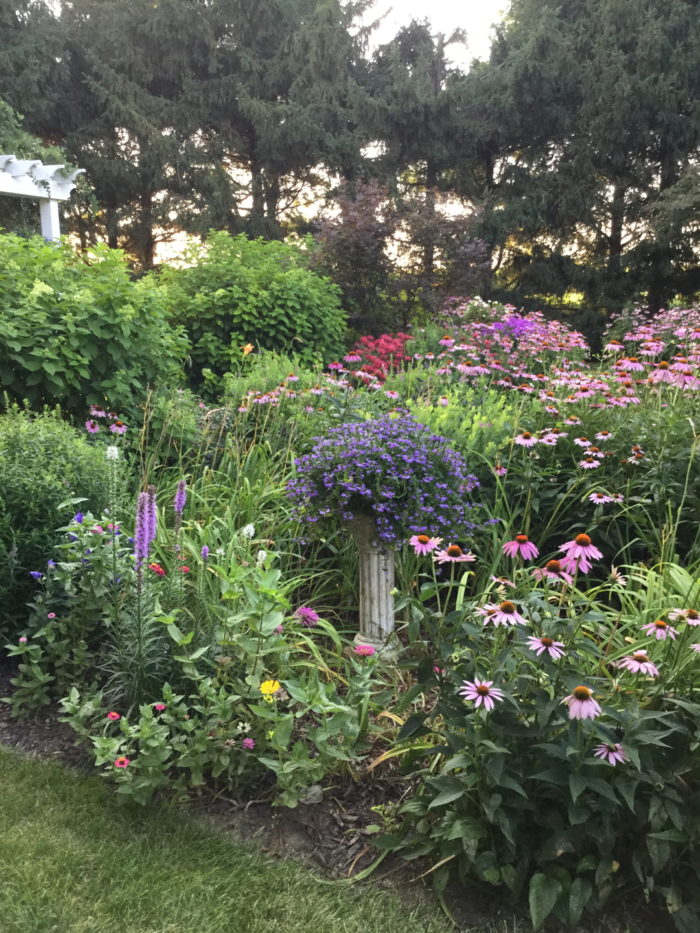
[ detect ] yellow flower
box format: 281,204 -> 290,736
260,679 -> 281,697
241,342 -> 255,356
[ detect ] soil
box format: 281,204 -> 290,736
0,660 -> 678,932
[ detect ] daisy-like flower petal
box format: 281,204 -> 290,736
502,534 -> 539,560
526,635 -> 565,659
563,685 -> 601,720
668,608 -> 700,625
616,651 -> 659,676
514,431 -> 538,447
532,559 -> 573,584
434,544 -> 476,564
559,533 -> 603,575
458,679 -> 505,712
593,742 -> 628,766
641,619 -> 678,640
409,534 -> 443,556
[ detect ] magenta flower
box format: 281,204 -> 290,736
593,742 -> 628,766
526,635 -> 565,659
616,651 -> 659,676
641,619 -> 678,641
458,679 -> 505,711
573,436 -> 591,447
434,544 -> 476,564
668,608 -> 700,625
563,685 -> 601,720
295,606 -> 320,627
242,737 -> 256,750
85,419 -> 99,434
114,756 -> 131,769
588,492 -> 614,504
18,636 -> 28,644
47,612 -> 56,619
173,480 -> 187,515
502,534 -> 539,560
514,431 -> 538,447
409,533 -> 442,556
109,420 -> 127,435
154,703 -> 167,712
476,600 -> 527,627
532,559 -> 573,584
107,711 -> 121,721
354,644 -> 376,657
579,456 -> 601,470
559,533 -> 603,574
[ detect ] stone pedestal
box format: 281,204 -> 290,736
348,514 -> 396,655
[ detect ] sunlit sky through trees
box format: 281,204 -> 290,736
365,0 -> 511,65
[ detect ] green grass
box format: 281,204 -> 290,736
0,748 -> 450,933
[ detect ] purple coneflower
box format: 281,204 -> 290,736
595,430 -> 613,441
579,456 -> 601,469
593,742 -> 628,766
616,651 -> 659,676
559,533 -> 603,575
589,492 -> 613,504
563,685 -> 601,720
668,608 -> 700,625
109,420 -> 127,435
691,644 -> 700,654
409,534 -> 442,556
527,635 -> 565,659
514,431 -> 538,447
573,436 -> 591,447
532,559 -> 573,584
477,600 -> 527,627
434,544 -> 476,564
458,679 -> 505,711
502,534 -> 539,560
85,419 -> 99,433
641,619 -> 678,641
295,606 -> 320,627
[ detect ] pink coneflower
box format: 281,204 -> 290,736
502,534 -> 539,560
154,703 -> 167,712
595,431 -> 613,441
641,619 -> 678,640
493,464 -> 508,477
616,651 -> 659,676
242,737 -> 256,750
109,420 -> 127,435
458,679 -> 505,711
532,559 -> 573,584
589,492 -> 613,504
434,544 -> 476,564
107,711 -> 121,721
579,456 -> 601,470
691,644 -> 700,654
668,608 -> 700,625
574,436 -> 591,447
89,405 -> 107,418
295,606 -> 320,627
564,416 -> 582,425
527,635 -> 565,659
490,575 -> 516,588
563,685 -> 601,720
559,534 -> 603,574
354,644 -> 376,657
85,419 -> 99,434
609,565 -> 627,587
593,743 -> 628,766
409,534 -> 442,556
514,431 -> 538,447
477,600 -> 527,627
114,756 -> 131,768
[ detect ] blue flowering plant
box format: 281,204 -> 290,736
287,415 -> 480,545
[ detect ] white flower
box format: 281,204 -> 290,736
256,549 -> 267,566
105,445 -> 119,461
215,547 -> 225,556
236,720 -> 252,733
241,523 -> 255,538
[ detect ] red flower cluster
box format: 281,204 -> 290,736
348,332 -> 412,381
148,562 -> 166,576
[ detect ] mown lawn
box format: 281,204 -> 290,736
0,748 -> 450,933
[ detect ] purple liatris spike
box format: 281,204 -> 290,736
135,486 -> 158,568
174,480 -> 187,515
201,545 -> 209,560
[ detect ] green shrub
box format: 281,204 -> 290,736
161,232 -> 346,388
0,404 -> 114,633
0,233 -> 188,414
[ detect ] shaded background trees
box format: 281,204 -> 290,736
1,0 -> 699,325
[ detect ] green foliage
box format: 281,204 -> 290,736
0,234 -> 188,414
0,405 -> 113,634
162,233 -> 346,388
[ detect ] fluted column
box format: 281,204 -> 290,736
348,514 -> 396,654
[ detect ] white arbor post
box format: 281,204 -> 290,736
0,155 -> 84,241
349,514 -> 396,655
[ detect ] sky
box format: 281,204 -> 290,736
365,0 -> 512,66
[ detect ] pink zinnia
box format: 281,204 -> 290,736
527,635 -> 565,659
85,419 -> 99,434
641,619 -> 678,641
563,685 -> 601,720
502,534 -> 539,560
593,743 -> 628,766
107,711 -> 121,721
616,651 -> 659,676
409,534 -> 442,556
354,644 -> 376,657
47,612 -> 56,619
458,679 -> 505,711
295,606 -> 320,627
434,544 -> 476,564
114,756 -> 131,768
476,600 -> 527,627
242,737 -> 256,750
154,703 -> 167,712
559,533 -> 603,574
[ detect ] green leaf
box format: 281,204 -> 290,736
569,773 -> 587,803
568,877 -> 592,924
529,872 -> 561,930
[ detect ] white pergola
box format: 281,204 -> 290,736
0,154 -> 84,240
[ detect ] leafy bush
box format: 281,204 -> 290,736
0,233 -> 188,414
0,404 -> 115,633
162,232 -> 346,388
